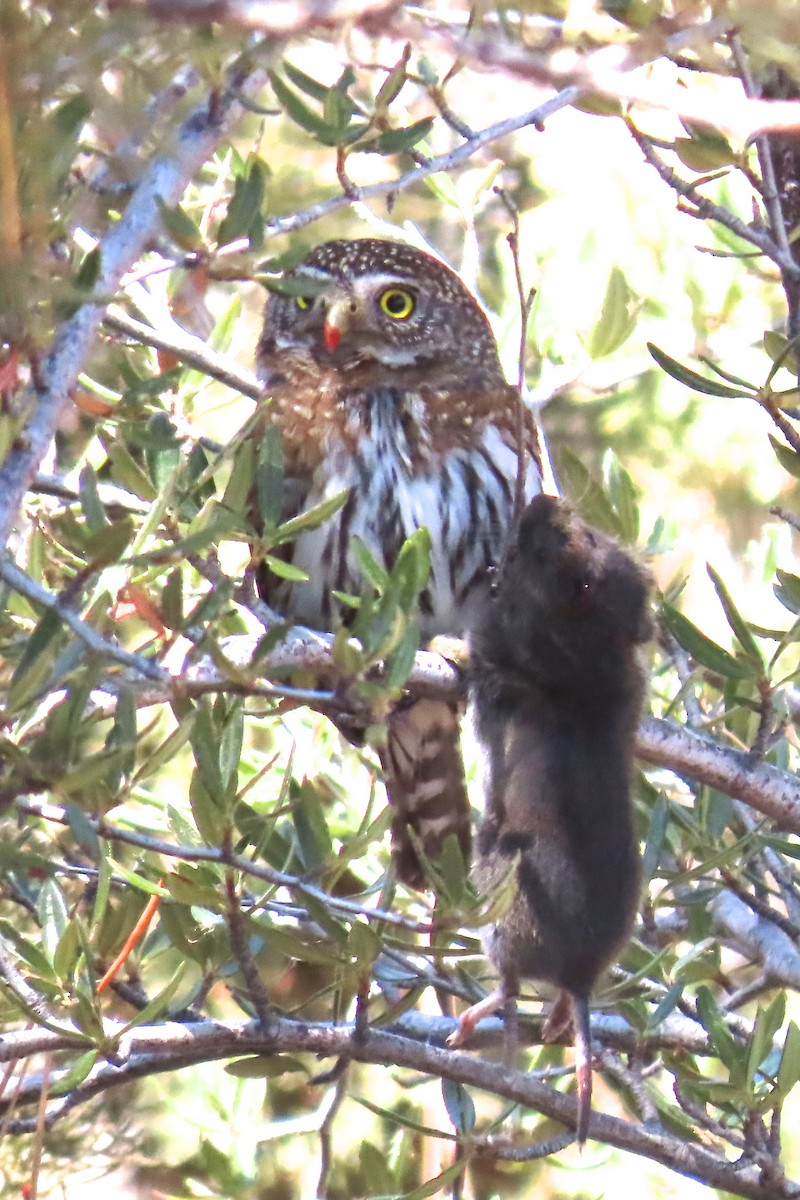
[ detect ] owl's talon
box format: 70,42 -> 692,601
427,634 -> 470,672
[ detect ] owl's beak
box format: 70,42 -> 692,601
323,299 -> 352,352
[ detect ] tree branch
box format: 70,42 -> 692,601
0,1014 -> 794,1198
444,20 -> 800,143
0,63 -> 268,551
103,307 -> 262,401
258,88 -> 579,240
637,715 -> 800,832
15,798 -> 432,934
0,556 -> 170,685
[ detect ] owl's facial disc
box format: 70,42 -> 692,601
278,270 -> 436,368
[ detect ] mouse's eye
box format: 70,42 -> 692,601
379,287 -> 415,319
295,295 -> 314,311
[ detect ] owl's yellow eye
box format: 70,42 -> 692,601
295,295 -> 313,310
379,288 -> 415,320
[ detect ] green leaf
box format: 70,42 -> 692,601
219,701 -> 243,796
53,914 -> 85,982
263,554 -> 308,583
157,199 -> 204,251
587,265 -> 636,359
661,603 -> 754,679
225,1055 -> 308,1078
91,844 -> 113,927
165,869 -> 224,913
555,449 -> 622,537
8,609 -> 64,710
67,805 -> 101,861
50,1050 -> 98,1097
101,437 -> 158,502
774,570 -> 800,616
108,862 -> 170,898
347,920 -> 381,970
38,879 -> 70,961
675,136 -> 735,172
282,61 -> 330,103
118,964 -> 189,1034
706,564 -> 763,667
273,489 -> 350,544
268,71 -> 338,145
441,1078 -> 476,1134
75,246 -> 102,293
78,464 -> 109,533
134,714 -> 196,782
292,786 -> 333,871
764,330 -> 799,380
217,159 -> 268,247
351,535 -> 390,589
391,527 -> 432,611
221,436 -> 255,518
190,702 -> 225,802
256,423 -> 284,528
696,985 -> 744,1074
747,994 -> 785,1087
647,343 -> 753,398
323,68 -> 356,137
603,451 -> 639,542
376,44 -> 411,109
777,1022 -> 800,1098
57,745 -> 139,797
646,981 -> 684,1030
388,1160 -> 467,1199
0,922 -> 58,981
641,791 -> 668,883
384,623 -> 420,690
83,516 -> 135,569
374,117 -> 434,154
768,434 -> 800,480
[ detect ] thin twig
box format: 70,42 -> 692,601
756,395 -> 800,456
27,1053 -> 51,1200
627,123 -> 800,286
103,307 -> 262,400
728,35 -> 793,264
224,867 -> 274,1030
495,187 -> 536,523
259,89 -> 579,241
16,797 -> 433,934
316,1073 -> 349,1198
0,556 -> 169,685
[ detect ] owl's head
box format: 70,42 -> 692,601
260,238 -> 502,374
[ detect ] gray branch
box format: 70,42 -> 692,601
637,715 -> 800,832
0,557 -> 170,685
103,307 -> 262,400
0,64 -> 268,552
0,1014 -> 794,1198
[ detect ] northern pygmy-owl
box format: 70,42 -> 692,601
255,238 -> 543,887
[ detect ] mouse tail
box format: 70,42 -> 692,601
572,992 -> 592,1148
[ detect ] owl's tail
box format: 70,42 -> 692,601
382,696 -> 472,891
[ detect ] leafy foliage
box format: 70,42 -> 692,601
4,3 -> 800,1200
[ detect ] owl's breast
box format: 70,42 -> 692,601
262,369 -> 541,636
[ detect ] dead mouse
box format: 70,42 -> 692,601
448,493 -> 652,1146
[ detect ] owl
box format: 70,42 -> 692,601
255,238 -> 543,888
